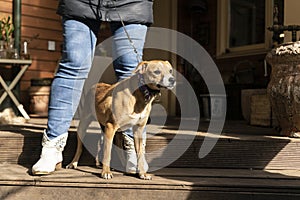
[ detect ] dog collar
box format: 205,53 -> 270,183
137,73 -> 160,104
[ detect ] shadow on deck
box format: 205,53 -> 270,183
1,117 -> 300,199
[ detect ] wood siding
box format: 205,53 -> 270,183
0,0 -> 62,110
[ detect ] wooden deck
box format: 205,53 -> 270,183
1,117 -> 300,199
1,164 -> 300,199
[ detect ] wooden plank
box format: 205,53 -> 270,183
20,81 -> 30,91
22,16 -> 61,31
0,59 -> 32,65
22,38 -> 62,50
23,60 -> 57,71
22,0 -> 58,10
0,164 -> 300,200
0,1 -> 12,14
1,164 -> 300,187
28,49 -> 61,62
22,26 -> 62,41
22,70 -> 54,81
22,4 -> 60,20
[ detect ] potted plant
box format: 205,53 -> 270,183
1,16 -> 14,46
0,16 -> 15,58
0,21 -> 5,58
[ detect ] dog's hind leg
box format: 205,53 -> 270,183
66,113 -> 93,169
95,124 -> 105,168
101,122 -> 117,179
133,125 -> 151,180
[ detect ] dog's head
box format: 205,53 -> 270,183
134,60 -> 176,90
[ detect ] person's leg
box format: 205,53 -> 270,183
110,23 -> 147,80
47,18 -> 100,139
110,23 -> 148,173
32,18 -> 100,175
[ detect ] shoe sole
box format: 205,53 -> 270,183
31,162 -> 62,176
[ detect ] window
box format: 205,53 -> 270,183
217,0 -> 273,57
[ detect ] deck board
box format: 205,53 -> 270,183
1,164 -> 300,198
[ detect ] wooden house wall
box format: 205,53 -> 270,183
0,0 -> 62,111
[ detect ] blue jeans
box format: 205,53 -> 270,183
46,18 -> 147,139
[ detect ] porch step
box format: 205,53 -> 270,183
1,164 -> 300,199
1,118 -> 300,170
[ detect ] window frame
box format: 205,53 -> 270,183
216,0 -> 274,58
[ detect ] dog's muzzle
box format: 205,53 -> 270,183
169,77 -> 176,86
159,75 -> 176,89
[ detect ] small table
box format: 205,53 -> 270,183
0,59 -> 32,120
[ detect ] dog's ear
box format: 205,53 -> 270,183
134,61 -> 148,74
164,61 -> 171,65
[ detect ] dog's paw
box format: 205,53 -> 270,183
66,162 -> 78,169
139,173 -> 152,180
101,171 -> 113,179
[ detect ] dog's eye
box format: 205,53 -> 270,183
169,69 -> 173,74
154,70 -> 161,75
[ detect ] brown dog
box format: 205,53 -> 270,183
67,60 -> 175,180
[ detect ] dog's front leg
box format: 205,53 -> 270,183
133,125 -> 151,180
101,123 -> 116,179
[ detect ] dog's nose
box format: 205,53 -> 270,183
169,77 -> 175,85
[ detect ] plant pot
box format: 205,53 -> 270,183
29,78 -> 53,117
266,41 -> 300,137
